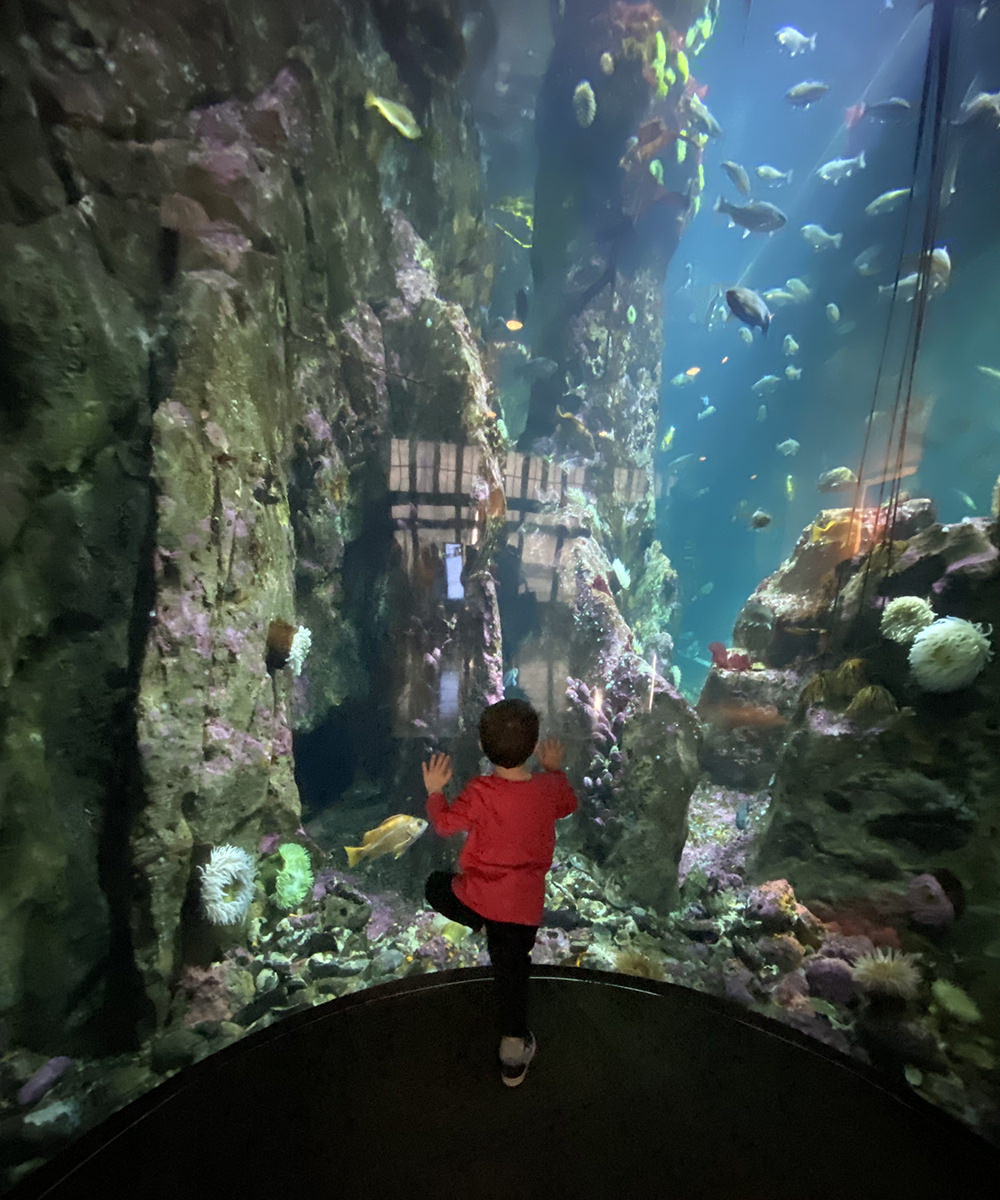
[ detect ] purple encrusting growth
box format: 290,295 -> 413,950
303,409 -> 333,442
805,955 -> 858,1004
203,719 -> 271,775
906,873 -> 955,927
17,1056 -> 73,1106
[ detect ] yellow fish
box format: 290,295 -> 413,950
364,91 -> 421,140
345,814 -> 428,867
661,425 -> 676,451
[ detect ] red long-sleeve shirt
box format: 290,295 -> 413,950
426,770 -> 578,925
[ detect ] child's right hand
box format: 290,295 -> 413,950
536,738 -> 565,771
422,752 -> 453,795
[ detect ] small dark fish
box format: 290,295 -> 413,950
735,798 -> 751,830
725,286 -> 772,335
715,196 -> 787,234
786,80 -> 830,108
750,508 -> 772,529
863,96 -> 912,122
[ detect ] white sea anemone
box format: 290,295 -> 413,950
572,80 -> 596,128
287,625 -> 312,676
199,844 -> 257,925
908,616 -> 993,692
879,595 -> 935,646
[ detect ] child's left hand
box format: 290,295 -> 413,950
422,752 -> 453,795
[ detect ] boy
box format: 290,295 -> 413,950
422,697 -> 578,1087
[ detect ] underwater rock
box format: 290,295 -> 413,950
805,955 -> 858,1005
745,879 -> 799,932
752,720 -> 976,911
696,667 -> 799,790
742,499 -> 936,666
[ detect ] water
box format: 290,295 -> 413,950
658,0 -> 1000,691
3,1 -> 1000,1187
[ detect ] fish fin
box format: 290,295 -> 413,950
364,90 -> 376,109
345,845 -> 363,868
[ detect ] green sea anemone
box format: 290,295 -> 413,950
931,979 -> 981,1024
274,843 -> 314,910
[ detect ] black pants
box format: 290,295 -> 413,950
424,871 -> 537,1040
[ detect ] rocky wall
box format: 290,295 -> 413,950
0,0 -> 496,1050
740,508 -> 1000,1031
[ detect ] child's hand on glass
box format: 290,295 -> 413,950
536,738 -> 565,771
422,752 -> 453,795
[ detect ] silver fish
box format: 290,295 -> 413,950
801,223 -> 843,251
775,26 -> 816,57
786,81 -> 830,107
752,374 -> 782,395
865,187 -> 911,215
721,160 -> 751,196
755,164 -> 793,186
817,151 -> 866,185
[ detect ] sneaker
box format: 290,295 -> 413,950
499,1033 -> 537,1088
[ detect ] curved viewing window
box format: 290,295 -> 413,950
1,0 -> 999,1191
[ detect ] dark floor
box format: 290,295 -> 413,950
11,967 -> 1000,1199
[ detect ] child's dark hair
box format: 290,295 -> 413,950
479,698 -> 539,768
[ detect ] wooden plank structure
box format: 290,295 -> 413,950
389,437 -> 648,597
388,437 -> 648,733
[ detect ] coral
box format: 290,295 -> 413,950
880,595 -> 935,646
852,947 -> 922,1000
274,843 -> 314,910
844,685 -> 898,721
905,874 -> 955,927
931,979 -> 981,1024
199,845 -> 257,925
908,617 -> 993,692
572,80 -> 596,128
708,643 -> 751,671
